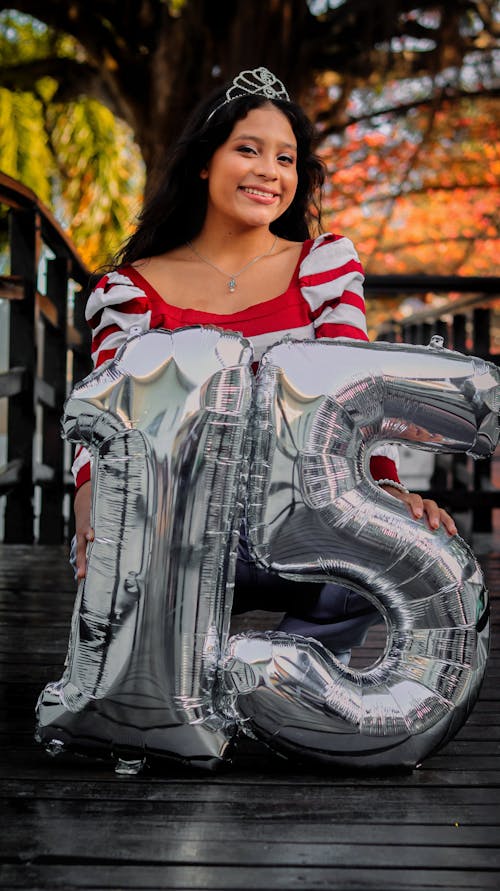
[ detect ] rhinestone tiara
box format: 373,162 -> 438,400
206,67 -> 290,123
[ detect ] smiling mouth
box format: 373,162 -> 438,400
239,186 -> 279,199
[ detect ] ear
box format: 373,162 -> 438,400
200,168 -> 209,180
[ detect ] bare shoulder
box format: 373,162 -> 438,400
277,238 -> 303,254
132,245 -> 192,273
129,246 -> 200,305
274,238 -> 304,269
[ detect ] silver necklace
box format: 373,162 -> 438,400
187,236 -> 278,293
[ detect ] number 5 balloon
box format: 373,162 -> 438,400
224,337 -> 499,767
36,330 -> 499,770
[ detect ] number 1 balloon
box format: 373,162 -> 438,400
36,327 -> 254,769
36,329 -> 499,770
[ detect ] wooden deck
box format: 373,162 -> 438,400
1,542 -> 499,891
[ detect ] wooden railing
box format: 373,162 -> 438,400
0,172 -> 91,543
1,175 -> 498,542
368,274 -> 500,533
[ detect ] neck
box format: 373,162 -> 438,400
193,223 -> 276,265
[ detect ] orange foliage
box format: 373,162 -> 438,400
320,97 -> 500,278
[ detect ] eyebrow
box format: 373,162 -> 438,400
231,133 -> 297,152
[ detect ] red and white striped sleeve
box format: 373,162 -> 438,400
299,234 -> 400,484
86,270 -> 152,368
72,270 -> 151,489
299,233 -> 368,341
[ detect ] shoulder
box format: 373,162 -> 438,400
299,233 -> 363,280
85,268 -> 150,322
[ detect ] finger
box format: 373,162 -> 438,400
75,528 -> 94,579
76,533 -> 88,579
440,510 -> 457,536
406,493 -> 424,520
423,499 -> 440,530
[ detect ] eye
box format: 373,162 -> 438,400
237,145 -> 258,155
278,153 -> 295,165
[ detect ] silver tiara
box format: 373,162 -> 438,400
206,67 -> 290,123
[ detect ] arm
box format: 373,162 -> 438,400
74,479 -> 93,579
73,270 -> 152,577
299,234 -> 456,535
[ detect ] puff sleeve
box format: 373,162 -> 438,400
299,234 -> 400,484
72,270 -> 151,489
298,233 -> 368,341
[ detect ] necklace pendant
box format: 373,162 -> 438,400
228,278 -> 237,293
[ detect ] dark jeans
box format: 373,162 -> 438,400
233,536 -> 382,660
70,535 -> 382,660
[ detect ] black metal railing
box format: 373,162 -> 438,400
0,172 -> 91,543
367,274 -> 500,533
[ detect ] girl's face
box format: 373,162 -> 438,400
201,105 -> 299,233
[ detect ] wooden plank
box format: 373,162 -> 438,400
1,864 -> 499,890
1,544 -> 500,891
366,275 -> 500,298
0,459 -> 23,490
2,758 -> 500,787
36,291 -> 58,328
2,828 -> 500,870
0,367 -> 26,398
0,172 -> 90,282
33,464 -> 56,484
0,273 -> 24,300
35,378 -> 56,410
2,811 -> 500,845
67,324 -> 82,348
1,764 -> 500,802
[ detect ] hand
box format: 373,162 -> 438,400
74,481 -> 94,579
379,484 -> 457,536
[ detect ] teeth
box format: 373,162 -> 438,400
242,187 -> 276,198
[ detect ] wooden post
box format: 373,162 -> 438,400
71,276 -> 92,387
418,323 -> 432,346
473,307 -> 490,359
434,319 -> 448,345
4,209 -> 39,543
404,324 -> 417,344
452,314 -> 467,353
38,257 -> 69,543
472,306 -> 493,532
448,314 -> 469,497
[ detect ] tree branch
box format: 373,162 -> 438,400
0,58 -> 122,116
316,85 -> 500,138
379,234 -> 496,252
327,180 -> 499,211
365,91 -> 442,272
3,1 -> 171,64
474,0 -> 500,38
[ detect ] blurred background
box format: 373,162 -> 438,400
0,0 -> 499,540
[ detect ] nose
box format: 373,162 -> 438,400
255,152 -> 279,179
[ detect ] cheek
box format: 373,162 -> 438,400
208,156 -> 245,192
283,171 -> 299,203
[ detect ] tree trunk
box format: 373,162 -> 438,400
6,0 -> 493,195
118,0 -> 318,192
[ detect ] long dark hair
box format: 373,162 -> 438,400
115,83 -> 325,267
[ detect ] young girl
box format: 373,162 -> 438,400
73,67 -> 456,658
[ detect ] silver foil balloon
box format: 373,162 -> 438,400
35,330 -> 499,771
222,337 -> 499,767
36,327 -> 254,769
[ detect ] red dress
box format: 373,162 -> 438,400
73,233 -> 399,487
73,233 -> 394,654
